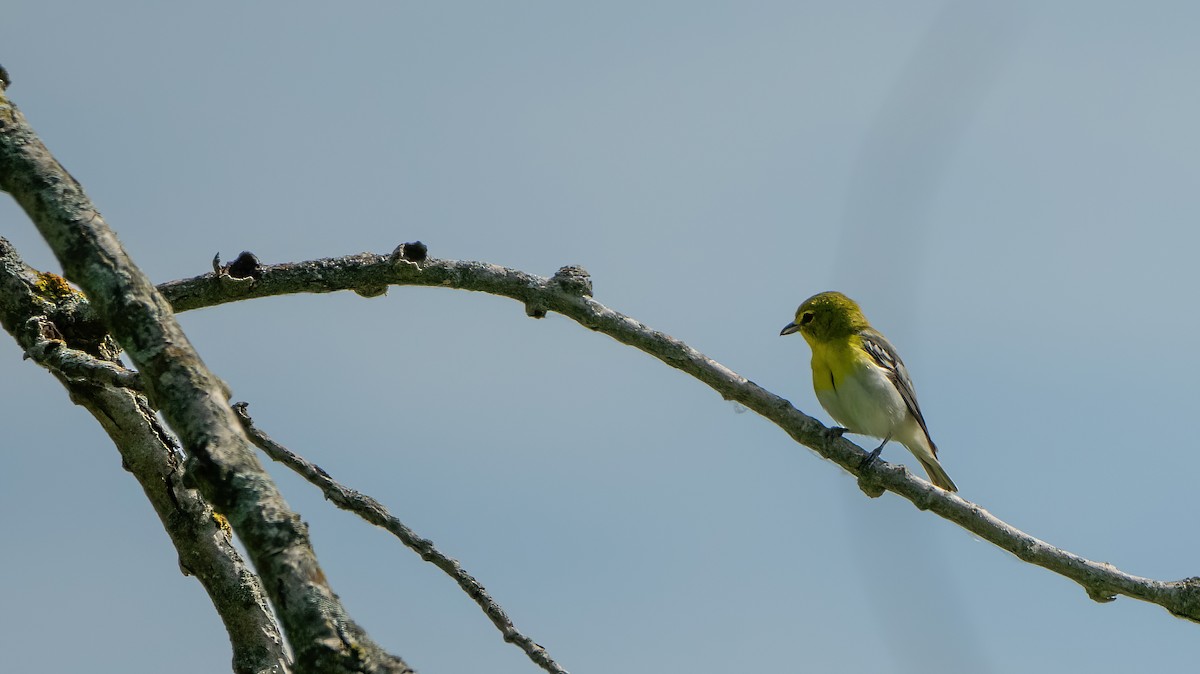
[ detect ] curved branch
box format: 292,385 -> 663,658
158,248 -> 1200,622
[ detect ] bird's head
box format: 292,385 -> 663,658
780,291 -> 870,343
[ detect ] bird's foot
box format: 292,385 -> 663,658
858,441 -> 887,470
825,426 -> 848,440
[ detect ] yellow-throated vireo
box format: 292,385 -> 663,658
780,291 -> 957,491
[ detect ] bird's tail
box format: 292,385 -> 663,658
903,436 -> 958,492
916,455 -> 958,492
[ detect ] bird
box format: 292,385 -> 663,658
779,291 -> 957,491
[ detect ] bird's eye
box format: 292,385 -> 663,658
799,311 -> 815,325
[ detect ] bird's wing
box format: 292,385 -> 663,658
857,328 -> 936,454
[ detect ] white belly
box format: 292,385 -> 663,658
816,364 -> 909,440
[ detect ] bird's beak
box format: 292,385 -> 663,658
780,322 -> 799,336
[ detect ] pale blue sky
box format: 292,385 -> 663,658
4,2 -> 1200,672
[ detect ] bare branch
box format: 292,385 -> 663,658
22,318 -> 144,389
232,402 -> 571,674
0,90 -> 412,673
157,248 -> 1200,622
0,238 -> 290,674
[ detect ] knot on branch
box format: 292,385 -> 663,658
550,265 -> 592,297
213,251 -> 264,280
353,284 -> 388,298
527,265 -> 591,318
1166,577 -> 1200,623
22,329 -> 63,365
392,241 -> 428,265
25,315 -> 64,345
856,472 -> 885,499
1084,585 -> 1117,604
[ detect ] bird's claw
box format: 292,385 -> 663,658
859,444 -> 885,470
825,426 -> 848,440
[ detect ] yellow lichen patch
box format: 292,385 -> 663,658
212,511 -> 233,539
34,272 -> 82,302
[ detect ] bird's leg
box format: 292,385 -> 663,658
860,434 -> 891,469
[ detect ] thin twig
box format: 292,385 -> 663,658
233,402 -> 570,674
